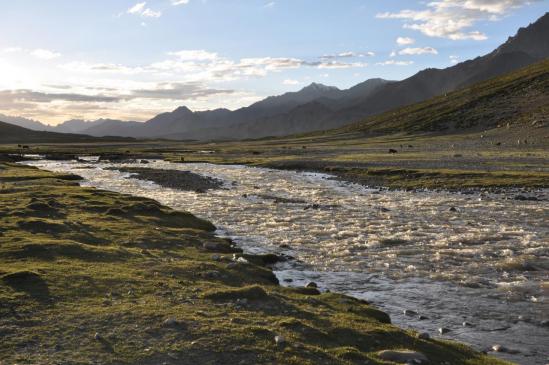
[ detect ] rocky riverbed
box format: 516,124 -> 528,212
25,159 -> 549,365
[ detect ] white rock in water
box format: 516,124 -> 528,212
274,335 -> 286,346
378,350 -> 429,363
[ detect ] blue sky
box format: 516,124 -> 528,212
0,0 -> 547,124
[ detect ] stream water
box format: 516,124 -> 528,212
25,160 -> 549,365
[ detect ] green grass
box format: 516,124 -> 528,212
0,163 -> 511,364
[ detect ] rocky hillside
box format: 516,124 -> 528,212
336,59 -> 549,135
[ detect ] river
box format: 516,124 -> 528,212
25,159 -> 549,365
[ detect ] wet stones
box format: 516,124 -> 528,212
202,242 -> 236,253
490,344 -> 520,354
417,332 -> 430,340
274,335 -> 286,347
403,309 -> 418,317
514,195 -> 539,201
378,350 -> 428,364
438,327 -> 450,335
305,282 -> 318,289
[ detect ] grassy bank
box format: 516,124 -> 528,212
0,162 -> 510,364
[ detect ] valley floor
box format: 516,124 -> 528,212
3,126 -> 546,191
0,162 -> 513,365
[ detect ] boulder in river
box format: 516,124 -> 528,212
438,327 -> 450,335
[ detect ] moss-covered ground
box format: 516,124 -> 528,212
0,162 -> 512,364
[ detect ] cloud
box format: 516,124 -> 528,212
2,47 -> 23,53
172,0 -> 190,5
60,61 -> 145,75
398,46 -> 438,55
283,79 -> 300,85
377,0 -> 540,40
321,51 -> 375,59
376,60 -> 414,66
128,2 -> 146,14
30,49 -> 62,60
0,89 -> 120,103
3,47 -> 61,60
127,2 -> 161,18
168,50 -> 219,61
129,82 -> 234,100
449,55 -> 460,63
316,61 -> 368,69
396,37 -> 415,46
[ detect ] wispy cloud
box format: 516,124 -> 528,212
30,49 -> 62,60
398,46 -> 438,55
171,0 -> 190,5
396,37 -> 415,46
376,60 -> 414,66
377,0 -> 540,40
127,2 -> 162,18
321,51 -> 375,59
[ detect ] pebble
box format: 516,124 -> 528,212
417,332 -> 430,340
438,327 -> 450,335
462,321 -> 474,327
236,257 -> 249,264
163,318 -> 179,327
403,309 -> 418,317
203,242 -> 222,251
306,282 -> 318,288
274,335 -> 286,346
491,344 -> 520,354
418,315 -> 428,320
378,350 -> 428,364
449,207 -> 457,212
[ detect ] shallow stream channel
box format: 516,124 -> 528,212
25,159 -> 548,365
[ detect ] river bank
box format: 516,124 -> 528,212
0,161 -> 514,365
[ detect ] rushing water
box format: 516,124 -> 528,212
26,160 -> 548,365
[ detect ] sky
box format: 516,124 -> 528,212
0,0 -> 547,125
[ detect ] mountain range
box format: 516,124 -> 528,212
2,12 -> 548,141
0,120 -> 134,144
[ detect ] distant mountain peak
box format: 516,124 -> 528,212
494,11 -> 549,59
302,82 -> 339,92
